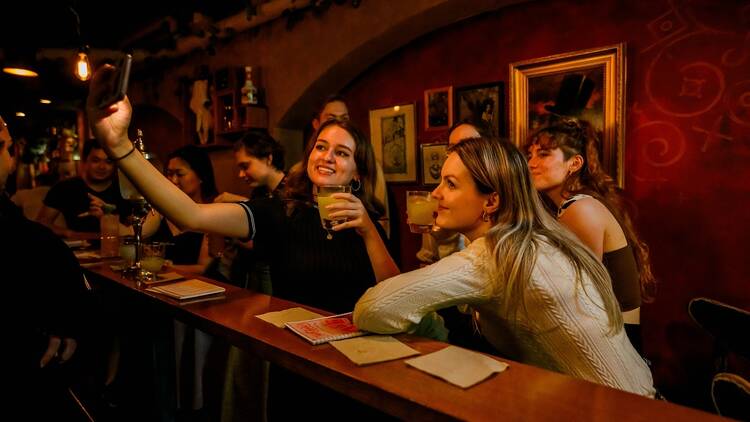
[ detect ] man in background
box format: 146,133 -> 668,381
37,139 -> 126,239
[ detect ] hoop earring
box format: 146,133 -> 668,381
351,178 -> 361,192
481,210 -> 490,222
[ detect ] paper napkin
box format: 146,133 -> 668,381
405,345 -> 508,388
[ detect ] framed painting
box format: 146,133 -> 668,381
509,43 -> 626,187
369,103 -> 417,183
424,86 -> 453,131
454,82 -> 504,137
420,142 -> 448,186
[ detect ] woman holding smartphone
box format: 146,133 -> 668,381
88,66 -> 399,419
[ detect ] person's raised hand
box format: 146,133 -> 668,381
86,65 -> 133,157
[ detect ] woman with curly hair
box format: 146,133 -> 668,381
526,118 -> 656,352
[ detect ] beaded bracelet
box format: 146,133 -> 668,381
111,145 -> 136,162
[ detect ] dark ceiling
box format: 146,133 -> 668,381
0,1 -> 249,132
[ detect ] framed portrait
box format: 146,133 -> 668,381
454,82 -> 504,137
509,43 -> 626,187
420,143 -> 448,186
424,86 -> 453,131
369,103 -> 417,183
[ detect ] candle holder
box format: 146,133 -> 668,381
121,197 -> 155,283
118,128 -> 160,284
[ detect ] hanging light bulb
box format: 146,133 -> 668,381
75,48 -> 91,81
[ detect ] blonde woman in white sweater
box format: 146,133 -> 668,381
354,138 -> 654,397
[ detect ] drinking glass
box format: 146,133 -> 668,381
406,191 -> 438,233
141,242 -> 166,273
119,236 -> 136,265
317,185 -> 351,240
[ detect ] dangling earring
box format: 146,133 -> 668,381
481,210 -> 490,222
351,178 -> 361,192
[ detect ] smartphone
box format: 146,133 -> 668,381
97,53 -> 133,109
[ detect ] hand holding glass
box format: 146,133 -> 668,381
318,185 -> 351,239
407,191 -> 438,233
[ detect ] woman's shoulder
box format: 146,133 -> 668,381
559,195 -> 610,223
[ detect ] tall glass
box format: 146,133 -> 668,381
317,185 -> 351,240
406,191 -> 438,233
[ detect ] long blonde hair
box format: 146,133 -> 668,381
450,138 -> 623,333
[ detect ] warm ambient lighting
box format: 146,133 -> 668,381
393,105 -> 401,112
3,67 -> 39,77
75,51 -> 91,81
39,99 -> 52,104
15,112 -> 26,117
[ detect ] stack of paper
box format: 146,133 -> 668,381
147,279 -> 225,300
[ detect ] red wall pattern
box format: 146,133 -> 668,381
343,0 -> 750,405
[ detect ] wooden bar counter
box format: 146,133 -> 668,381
82,263 -> 719,421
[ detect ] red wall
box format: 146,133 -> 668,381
343,0 -> 750,406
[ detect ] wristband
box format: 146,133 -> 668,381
111,145 -> 136,162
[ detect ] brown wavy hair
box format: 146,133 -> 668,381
526,118 -> 656,302
284,118 -> 384,216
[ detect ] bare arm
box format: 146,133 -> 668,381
558,199 -> 606,259
215,192 -> 249,203
86,67 -> 250,239
36,205 -> 80,239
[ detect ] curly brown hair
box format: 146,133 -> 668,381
526,118 -> 656,303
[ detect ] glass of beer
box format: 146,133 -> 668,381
317,185 -> 351,239
406,191 -> 438,233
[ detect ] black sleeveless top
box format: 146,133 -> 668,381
558,194 -> 641,311
152,218 -> 204,265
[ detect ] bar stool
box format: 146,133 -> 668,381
687,297 -> 750,369
688,297 -> 750,418
711,372 -> 750,420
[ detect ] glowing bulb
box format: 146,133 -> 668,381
39,99 -> 52,104
75,52 -> 91,81
3,67 -> 38,77
15,112 -> 26,117
393,105 -> 400,112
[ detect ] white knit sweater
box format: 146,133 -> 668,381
354,237 -> 655,397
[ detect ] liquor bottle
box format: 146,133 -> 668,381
241,66 -> 259,105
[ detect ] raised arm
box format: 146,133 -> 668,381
86,67 -> 249,239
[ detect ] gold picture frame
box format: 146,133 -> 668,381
509,43 -> 626,187
369,103 -> 417,183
